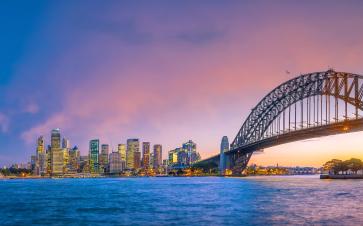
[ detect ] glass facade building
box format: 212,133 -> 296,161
89,139 -> 100,173
126,139 -> 139,170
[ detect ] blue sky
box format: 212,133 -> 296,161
1,1 -> 363,166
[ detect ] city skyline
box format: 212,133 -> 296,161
21,127 -> 204,177
2,1 -> 363,167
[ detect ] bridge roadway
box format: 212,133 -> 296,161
198,117 -> 363,164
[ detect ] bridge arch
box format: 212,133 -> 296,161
196,70 -> 363,174
231,70 -> 363,150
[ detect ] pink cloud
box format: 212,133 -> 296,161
0,113 -> 9,133
20,2 -> 363,162
24,102 -> 39,114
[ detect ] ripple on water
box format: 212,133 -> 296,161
0,176 -> 363,225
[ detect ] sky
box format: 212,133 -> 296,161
1,0 -> 363,167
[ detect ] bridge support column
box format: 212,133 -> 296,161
230,152 -> 252,175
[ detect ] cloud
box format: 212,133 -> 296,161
21,114 -> 67,144
175,30 -> 224,45
0,113 -> 9,133
13,1 -> 363,161
24,102 -> 39,114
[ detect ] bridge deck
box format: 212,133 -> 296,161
198,118 -> 363,164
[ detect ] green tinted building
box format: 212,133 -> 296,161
89,139 -> 99,173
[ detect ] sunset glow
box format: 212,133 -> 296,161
1,1 -> 363,167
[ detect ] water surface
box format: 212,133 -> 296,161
1,176 -> 362,225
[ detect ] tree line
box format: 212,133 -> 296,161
323,158 -> 363,175
0,167 -> 32,176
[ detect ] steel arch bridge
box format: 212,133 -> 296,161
196,70 -> 363,174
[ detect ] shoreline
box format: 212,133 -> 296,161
0,174 -> 322,180
320,174 -> 363,179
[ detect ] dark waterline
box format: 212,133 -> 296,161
1,175 -> 362,225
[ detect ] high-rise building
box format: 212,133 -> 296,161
31,155 -> 36,172
168,141 -> 201,169
126,139 -> 139,170
153,144 -> 162,169
68,146 -> 80,173
182,140 -> 199,165
149,153 -> 154,169
134,151 -> 141,169
51,128 -> 61,149
142,142 -> 150,170
220,136 -> 229,175
168,149 -> 178,165
89,139 -> 100,173
177,148 -> 188,166
79,155 -> 89,173
109,151 -> 122,174
62,138 -> 70,149
46,145 -> 51,175
100,144 -> 109,173
35,136 -> 46,176
117,144 -> 126,162
51,129 -> 63,176
62,148 -> 69,174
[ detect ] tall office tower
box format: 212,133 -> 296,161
109,151 -> 122,173
62,148 -> 69,174
68,146 -> 80,173
51,128 -> 61,149
134,151 -> 141,169
51,129 -> 63,176
79,155 -> 90,173
168,149 -> 178,166
118,144 -> 126,162
177,148 -> 187,166
35,136 -> 46,176
31,155 -> 36,172
182,140 -> 199,166
46,145 -> 52,175
149,153 -> 154,169
100,144 -> 109,173
62,138 -> 70,149
89,139 -> 100,173
220,136 -> 229,175
126,139 -> 139,170
142,142 -> 150,170
153,144 -> 162,169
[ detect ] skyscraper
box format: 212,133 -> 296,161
79,155 -> 89,173
182,140 -> 200,165
153,144 -> 162,170
117,144 -> 126,162
142,142 -> 150,170
126,139 -> 139,170
46,145 -> 51,175
109,151 -> 122,174
168,149 -> 178,166
89,139 -> 100,173
51,129 -> 63,176
51,128 -> 61,148
134,151 -> 141,169
100,144 -> 109,173
62,138 -> 70,149
68,146 -> 80,173
35,136 -> 46,176
220,136 -> 229,175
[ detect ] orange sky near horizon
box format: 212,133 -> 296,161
2,1 -> 363,166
